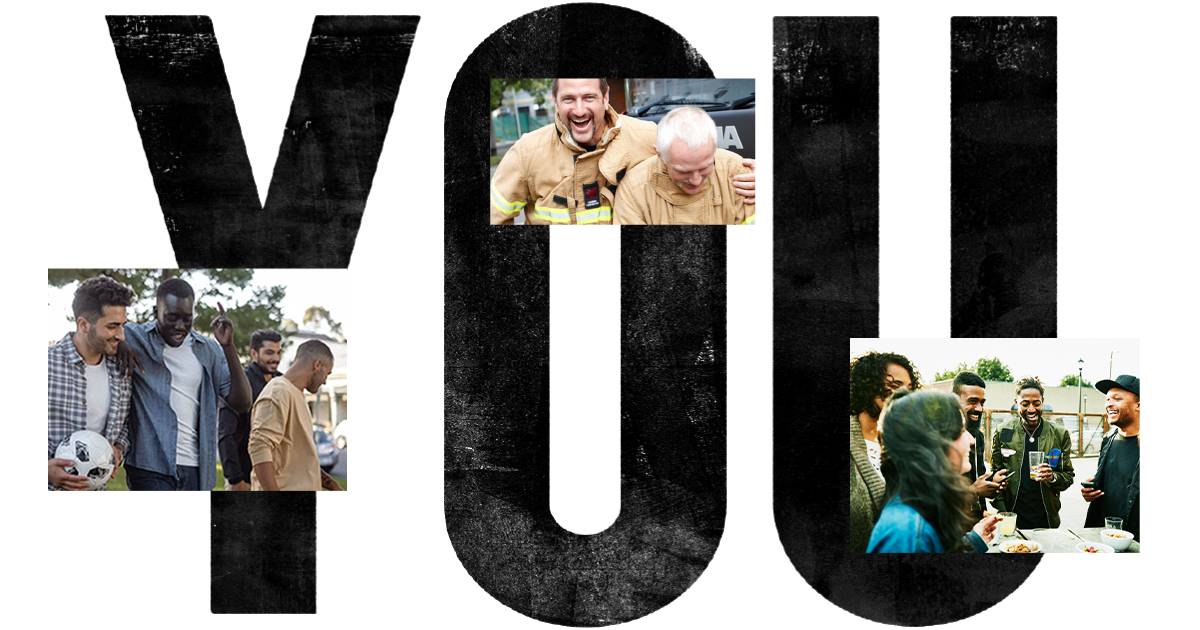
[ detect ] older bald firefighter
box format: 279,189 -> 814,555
490,79 -> 754,225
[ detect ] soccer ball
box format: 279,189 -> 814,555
54,430 -> 115,491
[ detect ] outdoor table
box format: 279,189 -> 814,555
986,527 -> 1140,553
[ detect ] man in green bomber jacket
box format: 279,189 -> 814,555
990,376 -> 1075,529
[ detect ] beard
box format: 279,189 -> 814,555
87,326 -> 117,355
966,414 -> 982,432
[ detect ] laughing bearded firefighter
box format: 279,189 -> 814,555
489,78 -> 756,225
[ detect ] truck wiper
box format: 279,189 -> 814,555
635,98 -> 734,115
730,93 -> 755,110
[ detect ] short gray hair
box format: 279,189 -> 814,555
656,106 -> 719,160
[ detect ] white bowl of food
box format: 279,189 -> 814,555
1101,529 -> 1134,552
1076,542 -> 1115,554
998,539 -> 1041,554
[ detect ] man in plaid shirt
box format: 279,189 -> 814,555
48,276 -> 136,490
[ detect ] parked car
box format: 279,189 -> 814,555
313,427 -> 339,472
331,417 -> 345,446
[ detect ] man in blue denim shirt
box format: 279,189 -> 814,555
123,278 -> 252,490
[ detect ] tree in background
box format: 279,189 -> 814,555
490,78 -> 552,113
1059,374 -> 1093,388
302,305 -> 343,336
932,357 -> 1014,383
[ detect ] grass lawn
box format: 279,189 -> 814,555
107,462 -> 346,491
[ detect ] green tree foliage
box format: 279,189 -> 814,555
1059,374 -> 1093,388
933,357 -> 1014,383
302,305 -> 343,335
490,78 -> 553,112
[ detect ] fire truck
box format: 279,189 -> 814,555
619,78 -> 755,160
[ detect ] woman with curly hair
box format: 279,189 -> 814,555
849,351 -> 920,552
866,389 -> 999,552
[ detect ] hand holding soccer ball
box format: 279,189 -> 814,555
51,430 -> 116,491
48,458 -> 89,490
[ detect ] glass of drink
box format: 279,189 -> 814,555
1029,451 -> 1045,481
1105,517 -> 1123,531
995,512 -> 1017,547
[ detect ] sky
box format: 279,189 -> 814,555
850,338 -> 1141,386
46,269 -> 348,344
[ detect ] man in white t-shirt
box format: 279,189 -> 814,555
47,276 -> 136,490
122,278 -> 253,491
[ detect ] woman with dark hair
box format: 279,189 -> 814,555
849,351 -> 920,552
867,389 -> 998,552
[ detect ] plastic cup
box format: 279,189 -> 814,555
1105,517 -> 1123,531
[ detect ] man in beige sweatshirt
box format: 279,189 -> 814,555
249,339 -> 343,491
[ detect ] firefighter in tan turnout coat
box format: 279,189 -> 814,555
490,79 -> 756,225
614,107 -> 755,225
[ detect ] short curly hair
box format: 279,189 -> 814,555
72,276 -> 135,323
1013,375 -> 1045,398
849,351 -> 921,416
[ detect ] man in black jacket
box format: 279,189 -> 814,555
1082,374 -> 1140,540
218,329 -> 283,491
953,371 -> 1007,516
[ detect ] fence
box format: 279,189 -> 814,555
980,410 -> 1108,459
492,112 -> 552,143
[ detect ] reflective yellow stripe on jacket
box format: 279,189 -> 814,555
742,214 -> 756,225
530,206 -> 612,224
532,206 -> 572,223
576,207 -> 612,225
491,178 -> 525,216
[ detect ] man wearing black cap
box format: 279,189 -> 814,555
1082,374 -> 1140,540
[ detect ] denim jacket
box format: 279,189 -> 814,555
123,321 -> 231,491
867,497 -> 988,553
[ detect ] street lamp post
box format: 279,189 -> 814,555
1080,355 -> 1089,439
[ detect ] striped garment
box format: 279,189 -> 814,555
47,333 -> 132,490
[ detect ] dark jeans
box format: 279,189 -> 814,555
126,464 -> 202,491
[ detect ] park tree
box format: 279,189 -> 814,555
1059,374 -> 1093,388
302,305 -> 343,336
490,78 -> 553,113
933,357 -> 1014,383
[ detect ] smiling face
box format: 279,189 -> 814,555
1016,387 -> 1043,430
79,304 -> 127,358
957,384 -> 986,429
252,340 -> 282,374
155,294 -> 194,348
555,79 -> 608,146
1105,387 -> 1140,429
948,414 -> 975,474
874,363 -> 912,412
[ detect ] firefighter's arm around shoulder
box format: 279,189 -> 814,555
731,159 -> 755,225
490,147 -> 530,225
